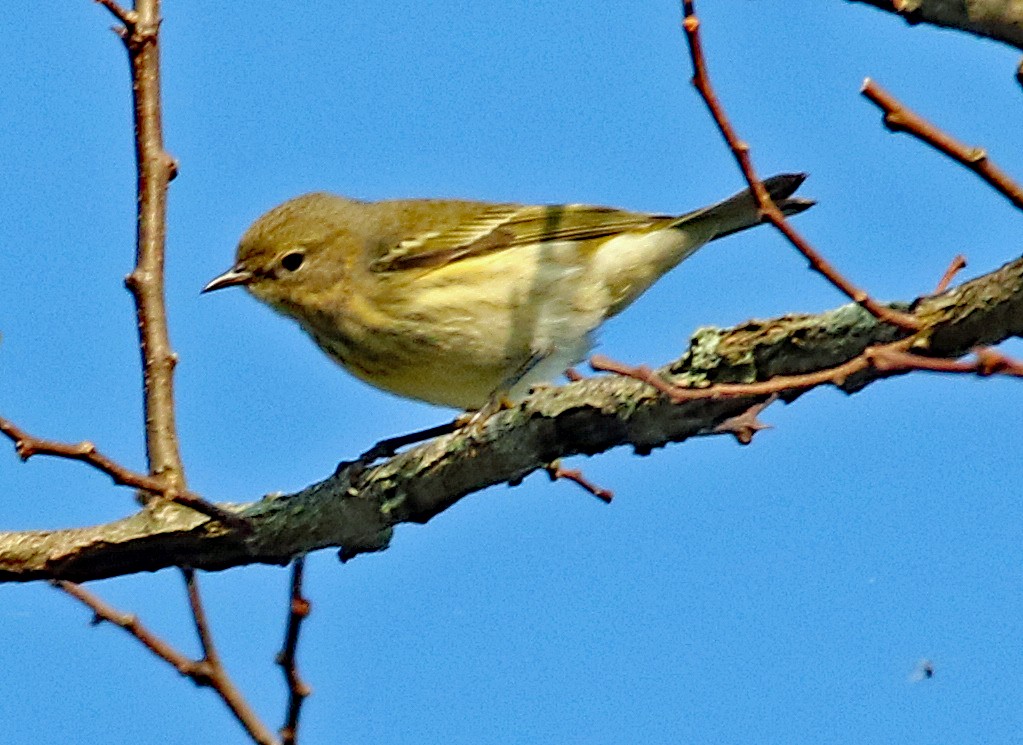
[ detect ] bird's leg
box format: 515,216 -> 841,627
460,347 -> 552,435
359,420 -> 462,462
358,348 -> 554,460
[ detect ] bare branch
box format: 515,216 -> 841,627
55,579 -> 197,674
57,575 -> 278,745
63,4 -> 269,741
846,0 -> 1023,52
862,78 -> 1023,212
109,0 -> 188,499
592,337 -> 912,401
545,461 -> 614,503
178,569 -> 278,744
680,1 -> 919,330
183,568 -> 218,663
597,338 -> 1023,404
278,558 -> 312,745
0,417 -> 249,530
873,346 -> 1023,377
2,252 -> 1021,582
0,418 -> 154,487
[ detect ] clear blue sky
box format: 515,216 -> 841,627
2,2 -> 1021,743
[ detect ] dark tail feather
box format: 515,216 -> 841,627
678,172 -> 815,241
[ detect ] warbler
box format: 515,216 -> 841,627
204,174 -> 812,410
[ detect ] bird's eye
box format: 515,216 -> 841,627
280,251 -> 305,272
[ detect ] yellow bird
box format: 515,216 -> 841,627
204,174 -> 811,410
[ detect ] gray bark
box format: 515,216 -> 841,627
2,253 -> 1021,583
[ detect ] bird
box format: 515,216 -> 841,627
203,174 -> 812,412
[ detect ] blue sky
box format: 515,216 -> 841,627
2,2 -> 1021,743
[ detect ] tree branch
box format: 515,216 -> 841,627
180,568 -> 277,744
119,0 -> 187,497
74,5 -> 272,741
846,0 -> 1023,52
0,418 -> 249,530
56,579 -> 197,673
2,252 -> 1021,583
277,557 -> 311,745
861,78 -> 1023,211
681,1 -> 919,330
56,574 -> 277,745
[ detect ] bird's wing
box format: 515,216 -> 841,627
371,203 -> 668,272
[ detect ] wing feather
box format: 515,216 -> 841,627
371,203 -> 667,272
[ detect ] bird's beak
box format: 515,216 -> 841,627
201,266 -> 253,294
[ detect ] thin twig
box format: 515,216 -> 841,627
0,416 -> 249,530
55,577 -> 279,745
679,1 -> 919,331
861,78 -> 1023,211
712,397 -> 776,444
546,461 -> 614,503
183,568 -> 218,663
97,3 -> 265,735
277,558 -> 312,745
0,416 -> 155,485
593,339 -> 917,401
118,0 -> 188,499
873,347 -> 1023,377
72,0 -> 253,531
593,339 -> 1023,404
112,0 -> 227,723
182,569 -> 279,745
935,254 -> 967,294
94,0 -> 135,26
55,580 -> 198,675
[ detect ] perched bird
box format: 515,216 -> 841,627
204,174 -> 812,410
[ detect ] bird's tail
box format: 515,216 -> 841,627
673,172 -> 814,240
594,173 -> 814,321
